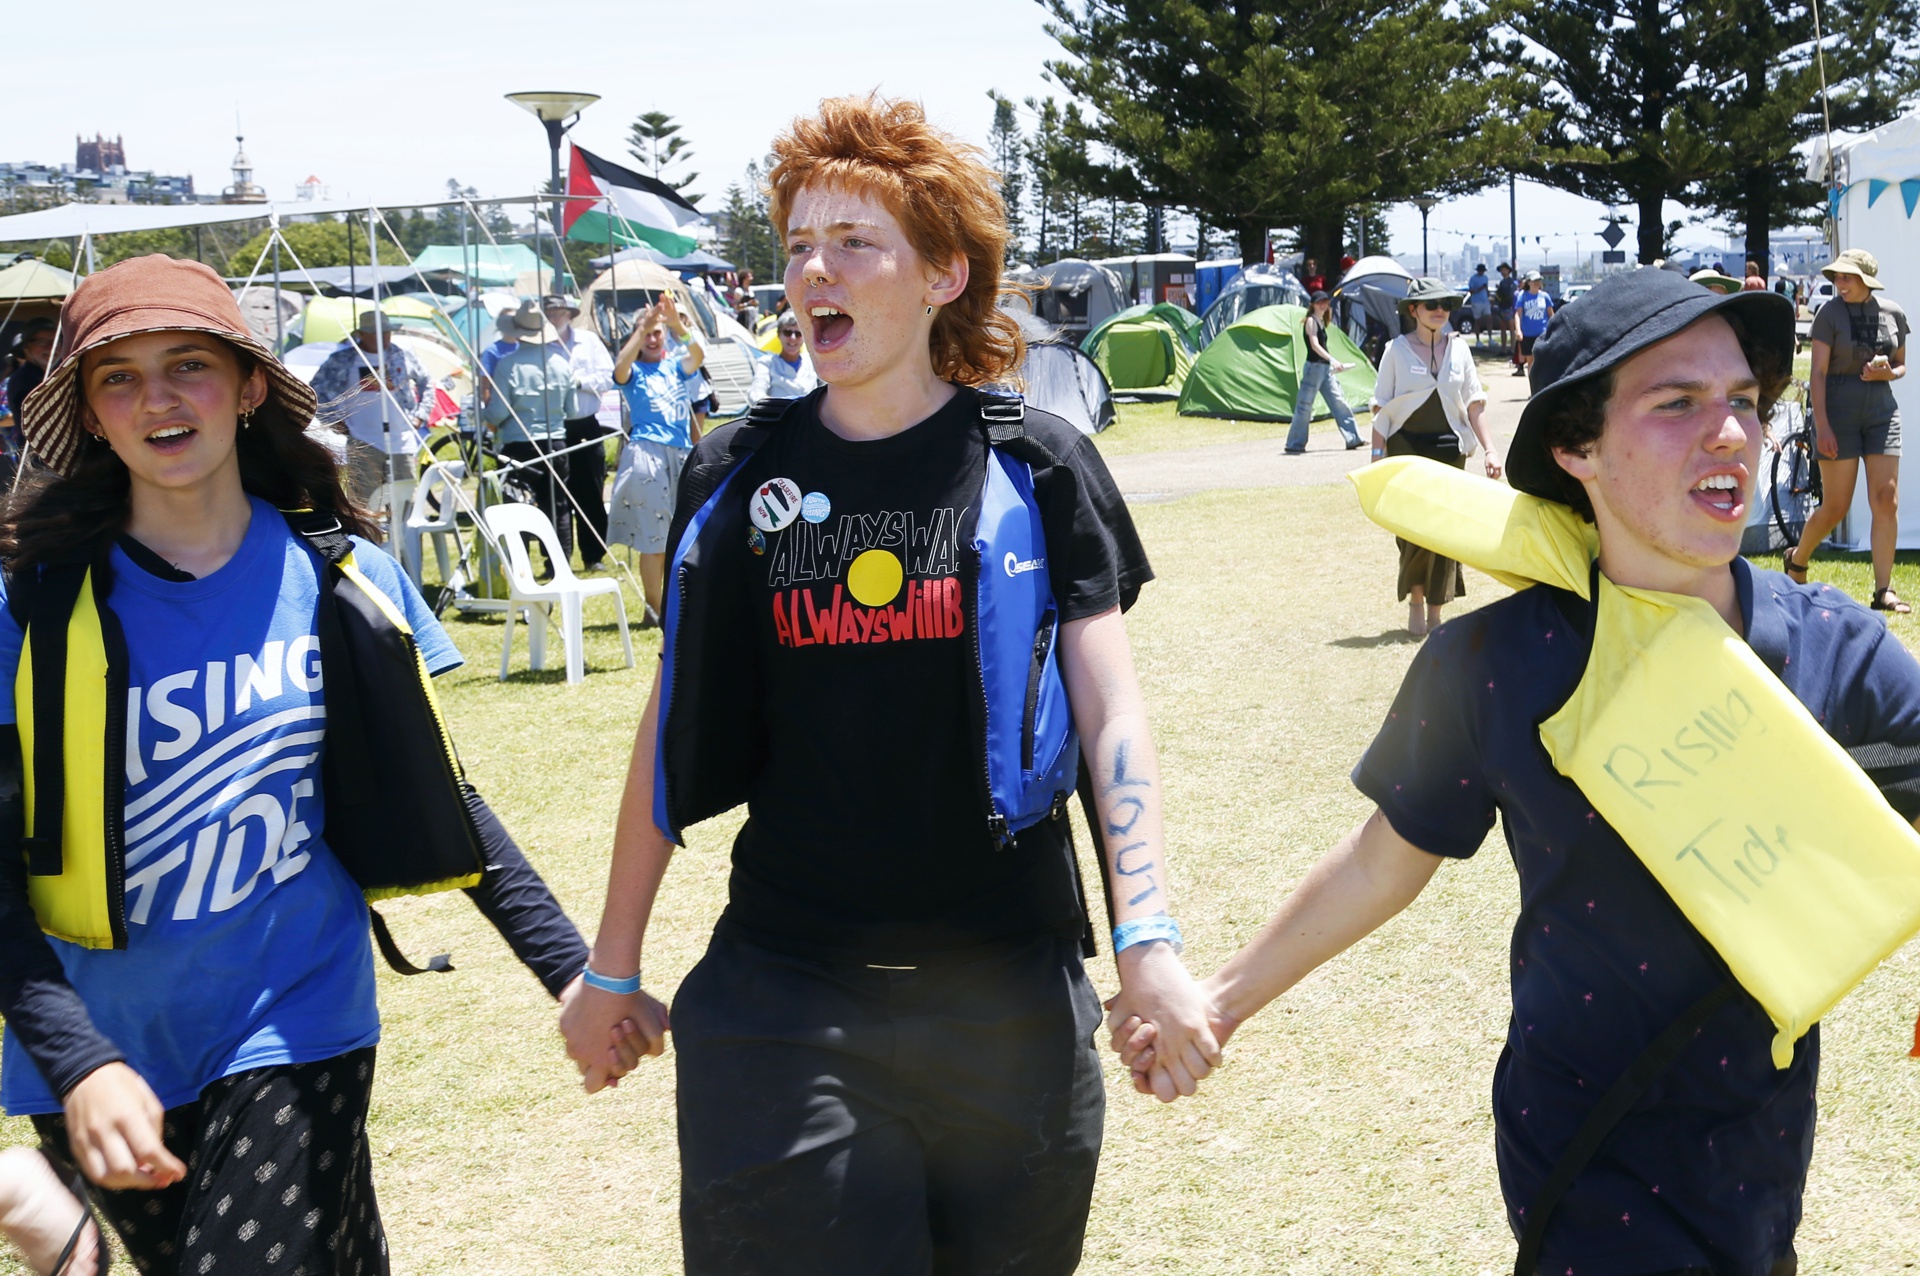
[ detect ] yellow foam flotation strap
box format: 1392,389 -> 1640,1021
19,569 -> 117,949
1353,456 -> 1920,1068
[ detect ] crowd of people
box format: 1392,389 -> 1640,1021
0,92 -> 1913,1276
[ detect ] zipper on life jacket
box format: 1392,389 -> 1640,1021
1021,608 -> 1056,772
966,548 -> 1013,850
98,593 -> 132,949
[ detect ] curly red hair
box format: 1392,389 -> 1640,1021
768,95 -> 1022,386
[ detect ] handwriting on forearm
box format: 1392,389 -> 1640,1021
1104,738 -> 1160,907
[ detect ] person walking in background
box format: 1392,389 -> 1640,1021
1369,278 -> 1501,636
544,294 -> 619,572
1743,259 -> 1768,292
1465,263 -> 1492,346
608,294 -> 704,624
482,301 -> 579,575
1513,270 -> 1554,378
1493,262 -> 1517,358
310,310 -> 431,506
1787,248 -> 1912,612
1298,256 -> 1327,295
5,321 -> 53,421
1285,291 -> 1362,454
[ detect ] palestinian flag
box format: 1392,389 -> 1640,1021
565,145 -> 705,258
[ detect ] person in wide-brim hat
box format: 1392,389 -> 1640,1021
1396,277 -> 1464,321
1821,248 -> 1885,291
506,300 -> 561,345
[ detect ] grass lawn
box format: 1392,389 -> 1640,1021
1094,398 -> 1298,456
8,486 -> 1920,1273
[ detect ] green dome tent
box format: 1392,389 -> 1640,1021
1176,303 -> 1375,422
1080,303 -> 1200,397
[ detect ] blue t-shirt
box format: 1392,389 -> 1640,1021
0,497 -> 462,1114
1516,289 -> 1555,336
1467,272 -> 1491,302
617,351 -> 702,449
1354,561 -> 1920,1276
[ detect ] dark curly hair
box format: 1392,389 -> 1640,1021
1534,309 -> 1792,522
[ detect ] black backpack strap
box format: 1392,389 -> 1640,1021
281,508 -> 354,565
368,906 -> 453,976
746,391 -> 809,426
282,510 -> 378,806
1512,980 -> 1736,1276
20,560 -> 90,876
977,390 -> 1027,446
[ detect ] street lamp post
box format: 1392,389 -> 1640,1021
1413,196 -> 1440,276
506,91 -> 601,294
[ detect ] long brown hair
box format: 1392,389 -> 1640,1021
0,345 -> 377,574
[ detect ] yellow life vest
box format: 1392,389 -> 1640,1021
1352,456 -> 1920,1068
13,511 -> 485,952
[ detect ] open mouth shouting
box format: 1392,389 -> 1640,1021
1690,470 -> 1747,521
146,423 -> 198,456
810,304 -> 854,352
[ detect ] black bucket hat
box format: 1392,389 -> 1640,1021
1507,267 -> 1795,503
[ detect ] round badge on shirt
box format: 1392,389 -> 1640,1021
750,478 -> 803,532
801,491 -> 832,524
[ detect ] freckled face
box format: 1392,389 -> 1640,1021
782,183 -> 948,389
1556,315 -> 1763,573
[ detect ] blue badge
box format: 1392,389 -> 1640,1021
748,527 -> 766,556
802,491 -> 832,524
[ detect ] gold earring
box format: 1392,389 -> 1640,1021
240,408 -> 254,430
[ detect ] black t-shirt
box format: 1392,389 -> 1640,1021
1355,562 -> 1920,1273
714,387 -> 1151,962
1303,314 -> 1330,365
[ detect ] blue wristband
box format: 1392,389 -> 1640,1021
1112,915 -> 1184,955
580,965 -> 642,995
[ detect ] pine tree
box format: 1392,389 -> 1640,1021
1044,0 -> 1545,270
986,91 -> 1030,263
626,111 -> 703,206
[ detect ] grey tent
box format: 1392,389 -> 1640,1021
1332,255 -> 1416,356
1196,264 -> 1309,347
1013,259 -> 1128,341
999,311 -> 1115,435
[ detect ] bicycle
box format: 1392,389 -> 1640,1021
1769,380 -> 1823,549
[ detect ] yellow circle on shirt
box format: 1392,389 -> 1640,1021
847,549 -> 904,607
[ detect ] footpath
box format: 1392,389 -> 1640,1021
1105,349 -> 1530,503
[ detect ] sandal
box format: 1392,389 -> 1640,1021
1872,588 -> 1913,615
45,1152 -> 107,1276
1783,552 -> 1809,585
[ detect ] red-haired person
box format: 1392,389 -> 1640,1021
559,95 -> 1219,1273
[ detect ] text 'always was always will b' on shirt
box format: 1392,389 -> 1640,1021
703,388 -> 1152,963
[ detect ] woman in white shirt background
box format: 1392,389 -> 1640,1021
1368,278 -> 1502,636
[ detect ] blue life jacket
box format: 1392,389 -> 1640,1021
651,388 -> 1077,849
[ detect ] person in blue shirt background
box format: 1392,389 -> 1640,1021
0,255 -> 590,1276
609,293 -> 705,622
1513,270 -> 1556,379
1466,263 -> 1492,346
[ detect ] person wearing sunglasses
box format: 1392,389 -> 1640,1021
747,310 -> 819,405
1367,278 -> 1502,636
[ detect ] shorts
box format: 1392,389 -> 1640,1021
1518,334 -> 1540,356
1825,375 -> 1902,458
344,437 -> 418,508
608,437 -> 689,554
1471,299 -> 1492,321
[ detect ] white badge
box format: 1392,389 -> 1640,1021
749,478 -> 803,532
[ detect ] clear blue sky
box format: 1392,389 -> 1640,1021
15,0 -> 1724,269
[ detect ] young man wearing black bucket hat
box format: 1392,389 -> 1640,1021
1110,268 -> 1920,1274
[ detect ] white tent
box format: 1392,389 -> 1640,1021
1817,107 -> 1920,548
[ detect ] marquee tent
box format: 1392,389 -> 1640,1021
1810,105 -> 1920,548
1081,303 -> 1199,397
1176,304 -> 1376,422
0,257 -> 76,324
1197,264 -> 1309,348
411,243 -> 545,288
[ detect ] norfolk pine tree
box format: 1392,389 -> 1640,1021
1043,0 -> 1545,272
627,111 -> 703,207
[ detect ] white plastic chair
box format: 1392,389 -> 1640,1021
481,503 -> 635,684
402,461 -> 467,589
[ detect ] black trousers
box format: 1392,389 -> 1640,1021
35,1046 -> 385,1276
562,416 -> 612,567
674,926 -> 1105,1276
500,439 -> 573,572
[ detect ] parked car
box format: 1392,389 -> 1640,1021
1560,284 -> 1595,305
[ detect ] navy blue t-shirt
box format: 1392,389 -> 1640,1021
1355,561 -> 1920,1276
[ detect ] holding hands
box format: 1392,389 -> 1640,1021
1104,945 -> 1236,1101
557,970 -> 670,1093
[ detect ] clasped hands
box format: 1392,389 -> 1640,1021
1103,942 -> 1238,1102
556,974 -> 671,1094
